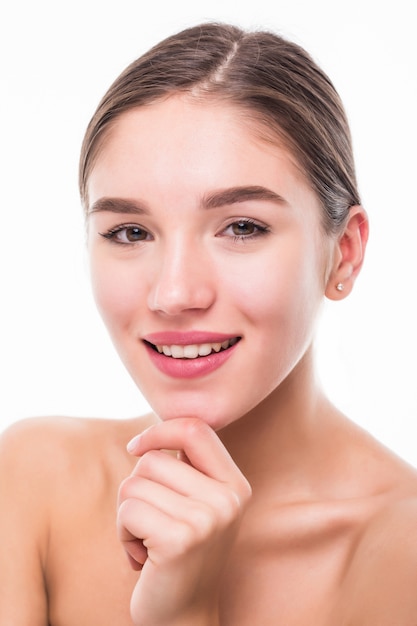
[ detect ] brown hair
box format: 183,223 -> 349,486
79,22 -> 360,233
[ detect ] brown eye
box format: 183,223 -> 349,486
220,218 -> 269,242
124,226 -> 148,242
100,224 -> 151,244
231,220 -> 257,236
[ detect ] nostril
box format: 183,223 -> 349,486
147,279 -> 216,315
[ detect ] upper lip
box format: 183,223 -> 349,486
143,331 -> 240,346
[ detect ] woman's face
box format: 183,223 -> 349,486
87,96 -> 333,429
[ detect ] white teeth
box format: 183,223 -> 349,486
155,338 -> 238,359
183,344 -> 199,359
196,343 -> 212,357
171,345 -> 184,358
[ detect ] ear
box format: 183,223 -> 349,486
325,205 -> 369,301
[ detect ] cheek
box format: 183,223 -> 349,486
225,235 -> 324,327
89,257 -> 143,334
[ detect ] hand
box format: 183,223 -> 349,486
117,417 -> 252,626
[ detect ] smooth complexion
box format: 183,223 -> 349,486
4,93 -> 417,626
87,95 -> 336,431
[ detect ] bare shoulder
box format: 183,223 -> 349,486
0,414 -> 156,625
335,476 -> 417,623
0,413 -> 157,488
0,412 -> 157,454
0,412 -> 162,524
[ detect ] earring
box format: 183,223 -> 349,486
336,283 -> 344,292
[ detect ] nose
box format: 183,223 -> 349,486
147,238 -> 216,316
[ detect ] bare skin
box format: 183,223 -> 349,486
2,97 -> 417,624
1,353 -> 417,625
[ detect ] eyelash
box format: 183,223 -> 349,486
222,218 -> 270,242
99,219 -> 270,245
99,224 -> 151,244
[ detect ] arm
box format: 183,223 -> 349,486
118,417 -> 252,626
0,420 -> 50,626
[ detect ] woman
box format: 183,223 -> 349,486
1,22 -> 417,625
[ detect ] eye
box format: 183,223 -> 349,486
99,224 -> 151,244
222,219 -> 269,241
230,220 -> 257,237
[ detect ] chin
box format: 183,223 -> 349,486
149,399 -> 241,432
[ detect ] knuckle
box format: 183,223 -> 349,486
154,518 -> 188,558
217,487 -> 244,525
189,503 -> 217,538
239,477 -> 253,504
134,449 -> 161,475
117,497 -> 130,523
168,521 -> 193,556
172,506 -> 216,552
182,417 -> 210,441
214,479 -> 252,521
117,497 -> 138,533
118,476 -> 133,503
118,473 -> 147,504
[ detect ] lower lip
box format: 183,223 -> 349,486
143,341 -> 239,379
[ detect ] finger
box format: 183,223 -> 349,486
176,449 -> 191,465
127,450 -> 219,498
119,462 -> 239,526
118,497 -> 203,565
124,538 -> 147,570
127,418 -> 244,487
119,469 -> 203,512
118,498 -> 169,562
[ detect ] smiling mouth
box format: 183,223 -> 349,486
145,337 -> 240,359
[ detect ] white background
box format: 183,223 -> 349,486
1,0 -> 416,464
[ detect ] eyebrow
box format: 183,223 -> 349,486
88,185 -> 287,216
88,197 -> 149,216
202,185 -> 287,209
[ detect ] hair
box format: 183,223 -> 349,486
79,22 -> 361,234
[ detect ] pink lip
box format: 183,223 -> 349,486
142,332 -> 240,379
143,331 -> 236,345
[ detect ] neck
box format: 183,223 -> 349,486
218,347 -> 339,498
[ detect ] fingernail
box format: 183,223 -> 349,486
127,435 -> 140,454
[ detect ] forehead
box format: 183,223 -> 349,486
87,95 -> 315,210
